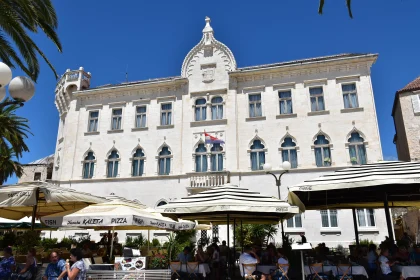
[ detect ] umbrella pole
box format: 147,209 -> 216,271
233,218 -> 236,277
31,188 -> 40,230
352,208 -> 360,245
281,219 -> 285,245
227,214 -> 230,279
241,220 -> 243,253
147,230 -> 150,252
384,192 -> 395,243
110,227 -> 115,260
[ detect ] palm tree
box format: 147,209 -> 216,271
319,0 -> 353,18
0,0 -> 62,81
0,101 -> 31,158
0,146 -> 24,185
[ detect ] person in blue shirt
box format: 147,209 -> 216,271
0,247 -> 16,279
176,247 -> 191,264
42,251 -> 67,280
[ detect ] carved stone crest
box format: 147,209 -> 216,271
202,68 -> 215,83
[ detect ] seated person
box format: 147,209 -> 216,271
195,245 -> 209,263
272,249 -> 289,280
0,247 -> 16,279
410,245 -> 420,265
395,246 -> 409,262
176,246 -> 191,264
367,244 -> 378,274
239,245 -> 267,280
42,251 -> 67,280
15,248 -> 37,280
379,248 -> 400,280
82,243 -> 92,257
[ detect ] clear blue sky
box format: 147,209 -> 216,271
5,0 -> 420,183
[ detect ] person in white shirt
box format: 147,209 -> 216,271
379,248 -> 400,280
239,246 -> 267,280
271,248 -> 289,280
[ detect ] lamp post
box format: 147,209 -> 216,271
263,161 -> 291,245
0,62 -> 36,109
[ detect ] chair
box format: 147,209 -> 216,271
275,263 -> 290,280
336,264 -> 352,280
170,261 -> 182,279
242,263 -> 257,280
83,258 -> 92,269
93,257 -> 103,264
308,263 -> 329,280
186,262 -> 200,278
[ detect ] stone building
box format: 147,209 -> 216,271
18,154 -> 54,183
392,76 -> 420,161
48,17 -> 388,246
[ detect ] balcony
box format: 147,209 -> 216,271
187,171 -> 230,194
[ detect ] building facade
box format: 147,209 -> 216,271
49,17 -> 387,246
18,154 -> 54,183
392,76 -> 420,161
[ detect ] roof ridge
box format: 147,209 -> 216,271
396,75 -> 420,94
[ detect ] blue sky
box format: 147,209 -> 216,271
4,0 -> 420,183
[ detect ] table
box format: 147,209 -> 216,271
256,265 -> 277,274
393,265 -> 420,279
180,263 -> 211,277
90,264 -> 115,270
304,265 -> 368,278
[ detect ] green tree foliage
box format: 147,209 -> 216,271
235,224 -> 278,247
0,0 -> 62,81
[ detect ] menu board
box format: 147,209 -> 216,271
114,257 -> 146,271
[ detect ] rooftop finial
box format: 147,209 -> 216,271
203,16 -> 213,33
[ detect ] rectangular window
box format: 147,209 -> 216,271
161,103 -> 172,126
249,94 -> 262,117
357,209 -> 375,227
135,106 -> 147,128
111,109 -> 122,130
310,87 -> 325,112
342,84 -> 359,109
33,172 -> 41,181
287,214 -> 302,228
320,210 -> 338,227
88,111 -> 99,132
279,90 -> 293,114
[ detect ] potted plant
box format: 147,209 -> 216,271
350,157 -> 358,164
324,157 -> 331,164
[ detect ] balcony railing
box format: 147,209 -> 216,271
189,171 -> 230,189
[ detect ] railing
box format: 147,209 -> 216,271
86,269 -> 171,279
66,71 -> 79,81
189,171 -> 230,188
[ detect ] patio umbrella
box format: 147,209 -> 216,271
41,196 -> 196,258
0,181 -> 108,229
157,184 -> 300,278
288,161 -> 420,243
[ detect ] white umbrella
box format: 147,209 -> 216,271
0,181 -> 108,228
41,196 -> 196,258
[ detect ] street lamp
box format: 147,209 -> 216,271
0,62 -> 35,109
263,161 -> 291,200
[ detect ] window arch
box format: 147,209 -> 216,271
211,96 -> 223,120
314,135 -> 331,167
132,148 -> 145,176
158,146 -> 171,175
281,137 -> 298,168
107,150 -> 119,178
195,143 -> 208,172
348,132 -> 367,165
250,139 -> 266,170
82,151 -> 95,179
211,143 -> 224,171
195,98 -> 207,121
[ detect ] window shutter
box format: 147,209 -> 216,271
411,95 -> 420,113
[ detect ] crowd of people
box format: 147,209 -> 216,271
0,247 -> 86,280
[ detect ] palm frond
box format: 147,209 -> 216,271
0,145 -> 24,185
318,0 -> 353,18
318,0 -> 325,15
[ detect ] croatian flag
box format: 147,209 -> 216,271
205,132 -> 225,144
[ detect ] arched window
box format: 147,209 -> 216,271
314,135 -> 331,167
195,98 -> 207,121
348,132 -> 367,165
158,146 -> 171,175
250,140 -> 265,170
195,144 -> 207,172
132,148 -> 145,176
107,150 -> 119,178
157,200 -> 168,207
82,152 -> 95,179
281,137 -> 298,169
211,143 -> 223,171
211,97 -> 223,120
